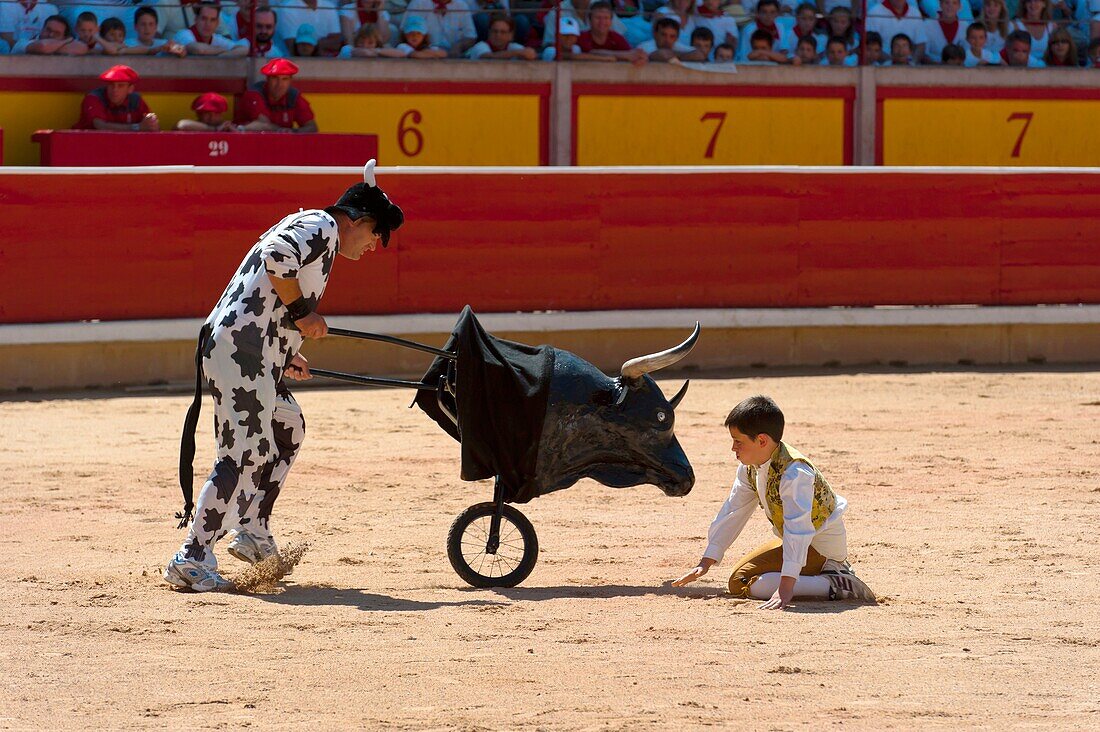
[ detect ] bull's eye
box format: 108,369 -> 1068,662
656,411 -> 667,423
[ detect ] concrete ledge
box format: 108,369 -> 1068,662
1,306 -> 1097,391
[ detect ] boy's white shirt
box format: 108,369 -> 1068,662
703,458 -> 848,578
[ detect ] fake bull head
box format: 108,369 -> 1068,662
533,324 -> 700,498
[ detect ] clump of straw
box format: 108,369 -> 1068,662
231,541 -> 310,594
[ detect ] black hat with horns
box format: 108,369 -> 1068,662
331,159 -> 404,247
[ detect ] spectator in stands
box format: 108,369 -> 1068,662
402,0 -> 477,57
97,17 -> 128,54
714,41 -> 735,61
578,1 -> 647,64
963,21 -> 1001,62
1043,26 -> 1078,64
339,21 -> 405,55
746,27 -> 793,61
278,0 -> 343,56
74,12 -> 104,52
863,29 -> 887,63
1011,0 -> 1054,58
294,23 -> 318,55
19,13 -> 86,53
921,0 -> 975,20
824,34 -> 857,63
543,0 -> 631,49
177,92 -> 235,131
784,3 -> 826,57
339,0 -> 392,47
923,0 -> 969,63
1002,27 -> 1046,63
236,58 -> 317,132
690,25 -> 715,58
249,7 -> 288,57
0,0 -> 60,51
653,0 -> 697,41
73,64 -> 159,131
865,0 -> 926,60
738,0 -> 794,61
826,6 -> 859,52
541,16 -> 582,58
1087,37 -> 1100,66
640,17 -> 705,61
888,32 -> 916,64
122,7 -> 186,56
175,2 -> 248,56
793,32 -> 819,61
471,0 -> 531,47
942,41 -> 966,61
981,0 -> 1011,54
468,12 -> 537,57
695,0 -> 738,50
393,14 -> 448,56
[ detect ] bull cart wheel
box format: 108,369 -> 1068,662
447,502 -> 538,588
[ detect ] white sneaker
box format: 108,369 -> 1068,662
226,530 -> 282,568
825,572 -> 876,602
163,557 -> 231,592
821,559 -> 854,575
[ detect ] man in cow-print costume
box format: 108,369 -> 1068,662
164,160 -> 404,592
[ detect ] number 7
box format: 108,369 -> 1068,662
1007,112 -> 1033,158
700,111 -> 727,159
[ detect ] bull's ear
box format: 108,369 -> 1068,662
669,380 -> 690,409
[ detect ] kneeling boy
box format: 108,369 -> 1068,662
672,395 -> 875,609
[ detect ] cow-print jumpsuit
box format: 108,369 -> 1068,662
176,209 -> 339,566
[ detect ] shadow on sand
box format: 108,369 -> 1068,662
244,584 -> 508,612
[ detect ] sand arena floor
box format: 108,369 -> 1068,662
1,369 -> 1099,730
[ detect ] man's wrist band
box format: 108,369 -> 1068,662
285,297 -> 314,321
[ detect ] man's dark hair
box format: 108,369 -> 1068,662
256,5 -> 278,22
795,2 -> 817,14
724,396 -> 784,443
44,14 -> 71,37
488,11 -> 515,31
195,1 -> 222,17
654,17 -> 681,33
865,30 -> 882,47
1006,29 -> 1032,46
750,28 -> 773,47
134,6 -> 158,23
757,0 -> 781,11
589,0 -> 614,15
690,26 -> 714,43
942,42 -> 965,62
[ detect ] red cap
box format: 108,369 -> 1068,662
261,58 -> 299,77
191,92 -> 228,114
99,65 -> 139,83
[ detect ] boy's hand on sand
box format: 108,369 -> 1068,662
759,576 -> 796,610
671,557 -> 716,586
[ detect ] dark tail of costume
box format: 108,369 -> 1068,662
177,324 -> 212,528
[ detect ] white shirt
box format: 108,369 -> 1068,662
919,0 -> 974,19
781,28 -> 827,56
737,17 -> 794,61
395,40 -> 443,54
467,39 -> 524,58
0,1 -> 59,43
923,17 -> 970,60
1010,19 -> 1055,59
694,13 -> 739,46
402,0 -> 475,49
964,45 -> 999,65
653,6 -> 697,38
173,27 -> 243,51
865,0 -> 928,49
638,37 -> 694,53
277,0 -> 343,43
703,459 -> 848,578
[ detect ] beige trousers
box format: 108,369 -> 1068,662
727,538 -> 828,597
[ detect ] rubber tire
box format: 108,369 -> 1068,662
446,502 -> 539,588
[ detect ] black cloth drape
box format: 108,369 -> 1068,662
414,306 -> 555,503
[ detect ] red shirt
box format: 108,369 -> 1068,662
237,84 -> 314,128
73,89 -> 151,129
578,29 -> 631,52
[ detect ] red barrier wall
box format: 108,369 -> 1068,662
2,169 -> 1098,324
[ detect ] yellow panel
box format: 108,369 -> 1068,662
882,98 -> 1100,166
0,91 -> 234,166
576,95 -> 847,165
306,93 -> 543,165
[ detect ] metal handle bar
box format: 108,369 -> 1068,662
309,368 -> 436,390
327,327 -> 456,360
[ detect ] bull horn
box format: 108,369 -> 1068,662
620,322 -> 700,381
669,380 -> 690,409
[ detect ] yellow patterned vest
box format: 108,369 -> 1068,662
746,442 -> 837,535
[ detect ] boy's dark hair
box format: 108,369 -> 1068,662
757,0 -> 780,11
1006,29 -> 1032,46
44,14 -> 71,36
941,43 -> 965,62
724,396 -> 784,443
488,11 -> 515,31
750,28 -> 774,47
654,17 -> 681,33
690,26 -> 714,43
891,32 -> 912,50
826,35 -> 846,50
76,11 -> 98,24
865,30 -> 882,47
100,17 -> 125,35
796,34 -> 816,50
589,0 -> 614,14
966,20 -> 987,36
715,41 -> 735,54
795,2 -> 818,14
134,6 -> 158,23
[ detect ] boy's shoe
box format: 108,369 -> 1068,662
821,558 -> 855,575
226,530 -> 283,569
163,557 -> 231,592
825,572 -> 876,602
